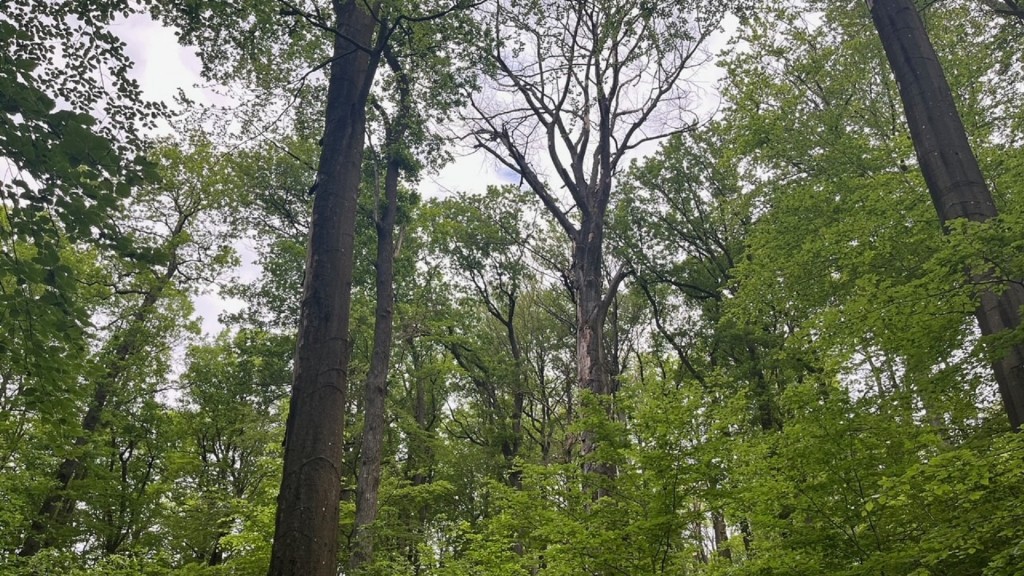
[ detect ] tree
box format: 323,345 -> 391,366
425,187 -> 536,487
698,3 -> 1024,573
348,6 -> 476,565
261,3 -> 381,571
713,1 -> 1000,437
167,329 -> 290,570
157,1 -> 477,570
349,68 -> 413,573
158,3 -> 387,568
9,1 -> 1024,574
1,2 -> 160,492
467,0 -> 732,491
869,0 -> 1024,430
15,136 -> 232,558
613,129 -> 759,418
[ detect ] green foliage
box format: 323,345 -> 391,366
695,3 -> 1024,575
0,4 -> 160,426
162,329 -> 289,572
4,1 -> 1024,575
425,186 -> 533,286
877,431 -> 1024,575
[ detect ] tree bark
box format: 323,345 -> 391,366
712,510 -> 731,561
267,3 -> 380,574
869,0 -> 1024,430
574,216 -> 618,488
348,122 -> 402,574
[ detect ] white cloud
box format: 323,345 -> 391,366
111,14 -> 205,108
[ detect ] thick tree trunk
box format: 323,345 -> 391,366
349,152 -> 400,573
267,3 -> 379,575
574,216 -> 617,489
869,0 -> 1024,430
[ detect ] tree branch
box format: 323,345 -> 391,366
598,263 -> 632,319
278,0 -> 375,53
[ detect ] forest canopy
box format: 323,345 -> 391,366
2,1 -> 1023,575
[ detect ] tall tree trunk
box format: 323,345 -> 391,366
267,3 -> 380,574
574,217 -> 618,487
349,136 -> 401,574
869,0 -> 1024,430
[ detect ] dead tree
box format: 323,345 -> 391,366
466,0 -> 728,490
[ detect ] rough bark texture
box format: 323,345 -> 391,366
348,133 -> 401,574
267,3 -> 378,574
574,216 -> 618,486
869,0 -> 1024,430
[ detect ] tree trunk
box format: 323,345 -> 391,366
712,510 -> 731,561
869,0 -> 1024,430
267,3 -> 379,574
349,143 -> 401,574
18,381 -> 110,556
574,216 -> 617,489
740,519 -> 753,556
507,382 -> 525,491
496,292 -> 525,490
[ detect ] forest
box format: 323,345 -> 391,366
2,0 -> 1024,575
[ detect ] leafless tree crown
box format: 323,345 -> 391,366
467,0 -> 725,234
